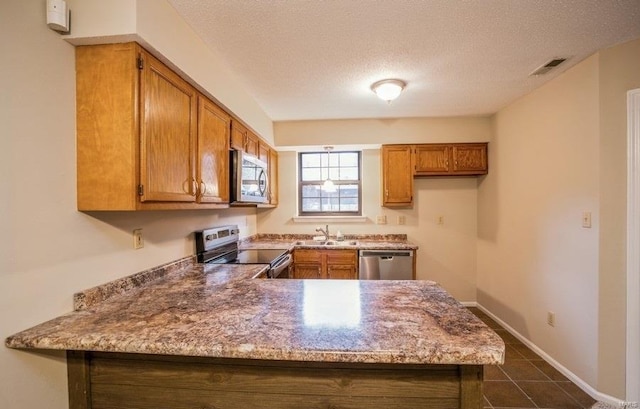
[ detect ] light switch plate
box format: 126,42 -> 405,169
133,229 -> 144,249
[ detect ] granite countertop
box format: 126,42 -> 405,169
239,233 -> 419,251
5,256 -> 504,365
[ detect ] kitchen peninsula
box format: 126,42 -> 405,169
6,248 -> 504,409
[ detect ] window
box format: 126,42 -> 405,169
299,151 -> 361,216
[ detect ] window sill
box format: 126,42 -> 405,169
292,215 -> 369,223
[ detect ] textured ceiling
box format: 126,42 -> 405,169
167,0 -> 640,121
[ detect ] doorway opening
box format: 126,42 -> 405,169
627,88 -> 640,402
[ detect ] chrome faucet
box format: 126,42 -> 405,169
316,225 -> 330,241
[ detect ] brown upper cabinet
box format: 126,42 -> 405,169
230,120 -> 267,160
382,142 -> 488,208
76,42 -> 272,211
414,143 -> 488,176
268,149 -> 279,206
77,42 -> 196,210
245,131 -> 259,157
230,120 -> 259,156
382,145 -> 414,208
138,47 -> 198,204
230,120 -> 247,152
414,145 -> 450,175
258,141 -> 270,164
197,97 -> 230,204
451,144 -> 488,174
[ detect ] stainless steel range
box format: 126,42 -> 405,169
195,225 -> 292,278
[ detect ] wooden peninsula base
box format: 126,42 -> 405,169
68,351 -> 483,409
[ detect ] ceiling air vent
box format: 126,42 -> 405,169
530,57 -> 568,76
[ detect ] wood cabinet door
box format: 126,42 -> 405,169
293,249 -> 322,264
414,145 -> 450,175
293,264 -> 322,279
230,121 -> 246,151
258,142 -> 270,164
325,249 -> 357,265
139,50 -> 197,202
382,145 -> 414,207
197,96 -> 230,203
76,43 -> 139,211
245,131 -> 259,157
325,250 -> 357,279
269,149 -> 279,205
327,264 -> 357,279
452,144 -> 488,175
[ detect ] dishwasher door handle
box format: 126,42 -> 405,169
359,250 -> 413,258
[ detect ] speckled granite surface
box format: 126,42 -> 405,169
240,233 -> 418,250
73,256 -> 196,311
249,233 -> 411,242
5,261 -> 503,365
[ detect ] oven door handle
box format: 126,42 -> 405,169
269,254 -> 292,278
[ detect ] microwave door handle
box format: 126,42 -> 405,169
258,169 -> 268,195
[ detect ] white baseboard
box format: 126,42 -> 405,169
463,301 -> 631,408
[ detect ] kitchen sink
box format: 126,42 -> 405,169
294,240 -> 359,246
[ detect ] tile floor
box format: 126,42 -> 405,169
468,307 -> 597,409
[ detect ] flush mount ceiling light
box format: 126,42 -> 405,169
371,79 -> 406,103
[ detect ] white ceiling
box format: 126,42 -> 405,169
167,0 -> 640,121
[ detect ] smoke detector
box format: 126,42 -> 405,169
530,57 -> 568,76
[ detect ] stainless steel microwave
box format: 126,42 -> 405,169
231,150 -> 268,204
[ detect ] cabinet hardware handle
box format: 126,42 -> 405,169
191,179 -> 197,196
200,181 -> 207,196
182,179 -> 190,194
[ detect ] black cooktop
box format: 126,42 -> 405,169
231,249 -> 288,265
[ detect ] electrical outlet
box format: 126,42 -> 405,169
376,215 -> 387,225
582,211 -> 592,228
547,311 -> 555,327
397,215 -> 406,225
437,215 -> 444,225
133,229 -> 144,249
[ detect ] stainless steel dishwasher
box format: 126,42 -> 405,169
358,250 -> 414,280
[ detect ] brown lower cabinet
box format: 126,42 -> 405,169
292,249 -> 357,279
68,351 -> 484,409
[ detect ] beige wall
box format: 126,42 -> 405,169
477,37 -> 640,399
0,1 -> 258,408
477,53 -> 600,386
275,116 -> 491,146
597,38 -> 640,398
260,117 -> 492,301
